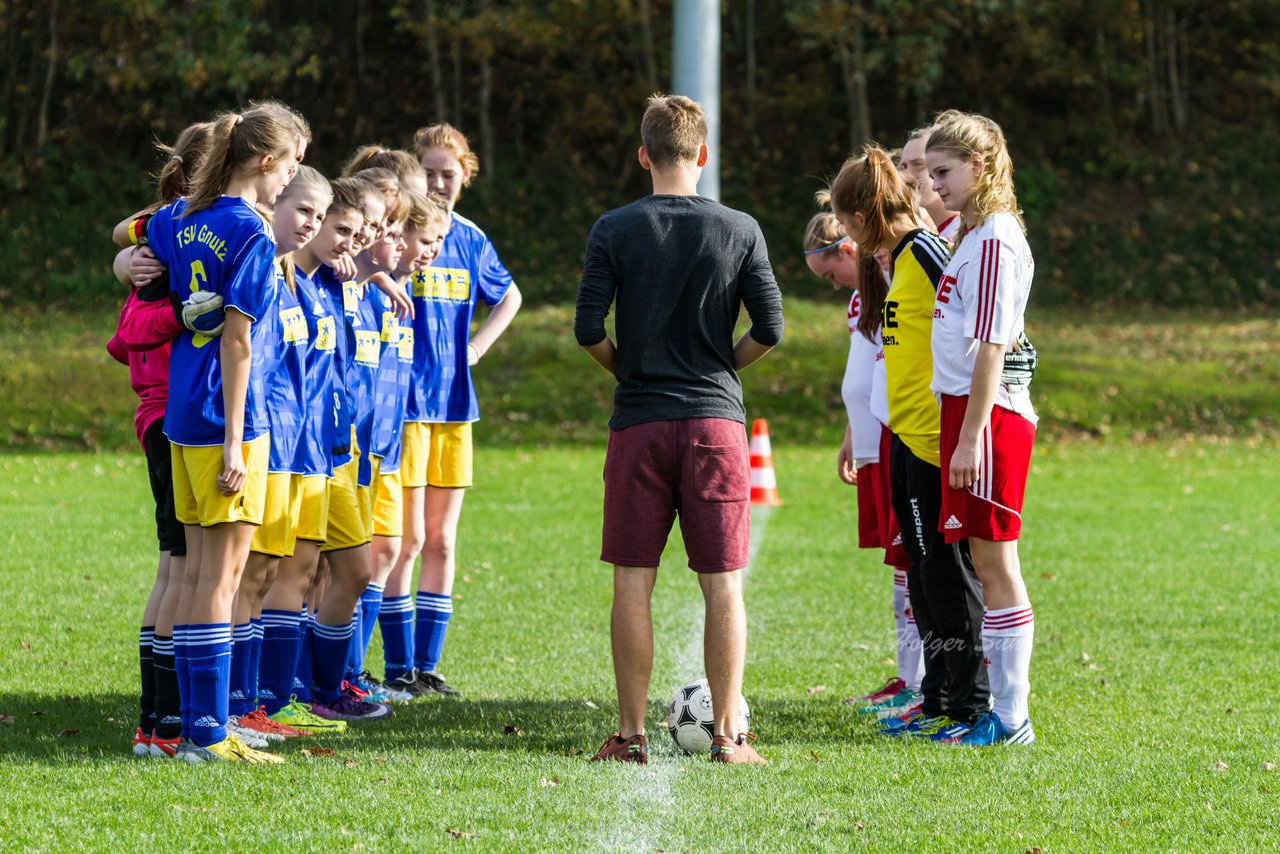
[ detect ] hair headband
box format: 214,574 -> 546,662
804,235 -> 851,255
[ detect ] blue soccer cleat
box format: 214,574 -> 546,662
952,711 -> 1036,746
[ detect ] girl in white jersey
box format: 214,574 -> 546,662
802,204 -> 923,711
925,110 -> 1038,746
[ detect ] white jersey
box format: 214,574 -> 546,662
841,291 -> 883,462
930,212 -> 1037,424
938,214 -> 961,244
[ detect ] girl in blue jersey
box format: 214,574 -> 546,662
225,165 -> 333,746
383,124 -> 523,696
304,177 -> 394,722
258,174 -> 366,733
369,192 -> 450,696
147,101 -> 309,764
339,179 -> 411,697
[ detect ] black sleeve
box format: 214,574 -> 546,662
573,219 -> 615,347
739,225 -> 784,347
909,231 -> 949,288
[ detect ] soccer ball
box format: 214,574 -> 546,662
664,678 -> 750,754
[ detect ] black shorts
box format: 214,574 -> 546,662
143,419 -> 186,556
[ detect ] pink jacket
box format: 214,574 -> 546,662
107,291 -> 181,447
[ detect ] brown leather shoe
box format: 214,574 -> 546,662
590,732 -> 649,764
710,732 -> 767,764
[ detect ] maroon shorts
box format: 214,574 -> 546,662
601,418 -> 750,573
876,426 -> 911,569
855,462 -> 884,550
938,394 -> 1035,544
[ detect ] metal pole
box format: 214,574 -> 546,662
672,0 -> 720,200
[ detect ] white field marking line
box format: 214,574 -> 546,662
589,506 -> 773,853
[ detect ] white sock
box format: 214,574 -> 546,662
892,570 -> 923,690
982,604 -> 1034,728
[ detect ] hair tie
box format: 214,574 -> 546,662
804,235 -> 851,255
170,154 -> 183,165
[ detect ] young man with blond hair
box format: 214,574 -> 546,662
574,94 -> 784,765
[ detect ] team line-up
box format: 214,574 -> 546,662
110,95 -> 1039,765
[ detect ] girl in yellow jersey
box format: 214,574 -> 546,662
829,147 -> 988,741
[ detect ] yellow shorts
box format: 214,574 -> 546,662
171,436 -> 270,527
250,472 -> 302,557
323,455 -> 380,552
400,421 -> 473,488
372,466 -> 403,538
296,474 -> 331,543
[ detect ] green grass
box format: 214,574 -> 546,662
1,441 -> 1278,851
3,304 -> 1278,452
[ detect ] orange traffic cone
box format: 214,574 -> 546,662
749,419 -> 782,506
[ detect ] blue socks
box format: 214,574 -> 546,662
185,623 -> 233,747
294,609 -> 315,703
379,595 -> 414,681
228,622 -> 255,717
310,617 -> 355,705
413,591 -> 452,674
174,625 -> 191,736
258,609 -> 301,715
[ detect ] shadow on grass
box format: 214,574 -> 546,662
0,693 -> 879,762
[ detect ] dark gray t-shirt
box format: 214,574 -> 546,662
573,195 -> 784,431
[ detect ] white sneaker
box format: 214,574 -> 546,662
226,717 -> 271,750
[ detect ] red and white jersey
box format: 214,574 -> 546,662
842,291 -> 883,462
938,214 -> 961,244
930,212 -> 1036,423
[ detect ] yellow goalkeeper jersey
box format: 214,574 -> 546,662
882,228 -> 949,467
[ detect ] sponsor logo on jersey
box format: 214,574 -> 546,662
342,280 -> 359,316
413,267 -> 471,302
380,310 -> 397,342
355,330 -> 381,366
281,306 -> 308,344
315,316 -> 336,351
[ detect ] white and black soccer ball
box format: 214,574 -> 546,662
664,678 -> 750,754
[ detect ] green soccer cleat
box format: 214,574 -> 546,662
268,697 -> 348,734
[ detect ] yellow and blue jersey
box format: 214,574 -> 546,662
148,197 -> 277,446
370,281 -> 414,474
316,265 -> 356,471
262,268 -> 308,474
406,212 -> 513,424
882,228 -> 949,468
293,267 -> 339,478
343,284 -> 383,488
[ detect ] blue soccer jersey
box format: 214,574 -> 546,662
293,267 -> 340,477
347,285 -> 383,488
149,197 -> 278,446
406,212 -> 513,423
261,267 -> 308,473
315,265 -> 357,470
369,280 -> 414,474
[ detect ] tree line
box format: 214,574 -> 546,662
1,0 -> 1276,306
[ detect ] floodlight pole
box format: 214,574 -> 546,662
672,0 -> 720,200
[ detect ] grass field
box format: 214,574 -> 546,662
1,440 -> 1278,851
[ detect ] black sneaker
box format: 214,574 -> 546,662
387,668 -> 436,698
417,670 -> 461,696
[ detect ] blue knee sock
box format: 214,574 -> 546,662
357,582 -> 384,671
293,608 -> 314,703
345,603 -> 363,683
257,610 -> 301,715
413,591 -> 453,673
379,595 -> 414,681
186,623 -> 232,747
228,622 -> 254,717
173,625 -> 191,737
248,618 -> 263,707
310,618 -> 355,705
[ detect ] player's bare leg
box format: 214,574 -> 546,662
611,566 -> 657,737
264,541 -> 320,615
189,521 -> 255,625
698,569 -> 747,739
417,486 -> 464,596
385,486 -> 424,599
968,538 -> 1026,610
316,545 -> 373,626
